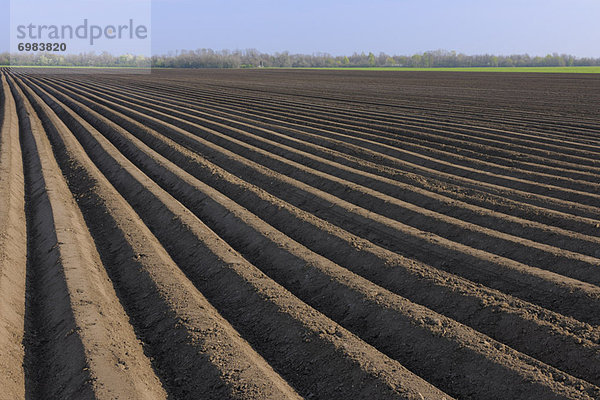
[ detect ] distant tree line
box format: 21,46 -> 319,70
0,52 -> 150,68
2,49 -> 599,68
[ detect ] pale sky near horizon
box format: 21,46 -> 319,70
1,0 -> 599,57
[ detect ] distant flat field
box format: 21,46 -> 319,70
3,65 -> 600,73
295,66 -> 600,73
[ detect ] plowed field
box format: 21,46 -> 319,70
1,69 -> 599,400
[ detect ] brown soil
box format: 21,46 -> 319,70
1,67 -> 599,400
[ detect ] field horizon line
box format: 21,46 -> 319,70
2,65 -> 600,73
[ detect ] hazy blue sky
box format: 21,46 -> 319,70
2,0 -> 599,56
